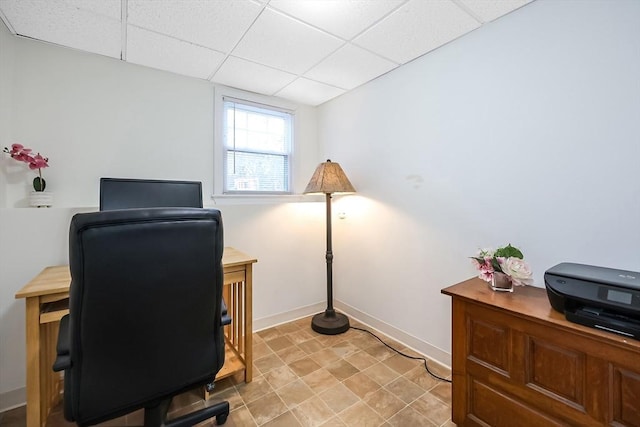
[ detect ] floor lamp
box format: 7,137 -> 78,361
304,159 -> 356,335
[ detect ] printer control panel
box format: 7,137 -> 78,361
599,286 -> 637,305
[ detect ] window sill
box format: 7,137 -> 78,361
208,194 -> 323,206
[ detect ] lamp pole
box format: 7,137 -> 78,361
325,192 -> 335,315
311,191 -> 350,334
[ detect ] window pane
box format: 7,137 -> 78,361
223,98 -> 292,194
226,115 -> 288,152
226,151 -> 288,192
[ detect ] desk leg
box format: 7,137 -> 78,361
245,264 -> 253,383
25,297 -> 42,427
42,322 -> 63,418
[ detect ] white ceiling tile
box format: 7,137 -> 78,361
63,0 -> 121,20
127,0 -> 263,53
127,26 -> 225,80
212,56 -> 297,96
305,44 -> 398,90
268,0 -> 405,40
457,0 -> 532,23
275,78 -> 345,106
233,8 -> 343,75
0,0 -> 121,58
354,0 -> 480,64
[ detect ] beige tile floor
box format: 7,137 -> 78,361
0,316 -> 454,427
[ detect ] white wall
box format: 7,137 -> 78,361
0,208 -> 90,408
319,0 -> 640,358
0,30 -> 326,406
0,18 -> 14,205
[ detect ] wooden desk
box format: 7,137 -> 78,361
15,247 -> 257,427
442,278 -> 640,426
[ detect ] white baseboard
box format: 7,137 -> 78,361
334,300 -> 452,368
253,302 -> 326,332
0,387 -> 25,413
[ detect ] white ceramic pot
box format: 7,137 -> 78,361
30,191 -> 53,208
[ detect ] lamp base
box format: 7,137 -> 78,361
311,311 -> 350,335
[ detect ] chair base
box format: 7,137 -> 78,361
311,310 -> 350,335
144,398 -> 229,427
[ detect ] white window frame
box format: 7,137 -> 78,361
213,87 -> 300,202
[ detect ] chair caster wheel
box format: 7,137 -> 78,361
216,413 -> 228,425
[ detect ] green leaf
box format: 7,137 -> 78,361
494,243 -> 523,259
33,177 -> 46,192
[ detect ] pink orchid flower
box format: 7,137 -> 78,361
6,144 -> 35,164
29,153 -> 49,170
3,143 -> 50,192
19,153 -> 34,163
9,143 -> 24,154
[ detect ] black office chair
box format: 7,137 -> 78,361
53,208 -> 230,426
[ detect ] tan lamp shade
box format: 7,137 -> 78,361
304,159 -> 356,194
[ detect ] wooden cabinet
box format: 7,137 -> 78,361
442,279 -> 640,427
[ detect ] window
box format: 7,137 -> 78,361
223,97 -> 293,194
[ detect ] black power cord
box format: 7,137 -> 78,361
350,326 -> 452,383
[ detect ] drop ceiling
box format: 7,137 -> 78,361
0,0 -> 533,106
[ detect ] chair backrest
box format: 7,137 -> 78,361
67,208 -> 224,425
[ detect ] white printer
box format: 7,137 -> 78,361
545,262 -> 640,339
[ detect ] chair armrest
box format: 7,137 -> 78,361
221,299 -> 232,326
53,314 -> 72,372
53,355 -> 71,372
